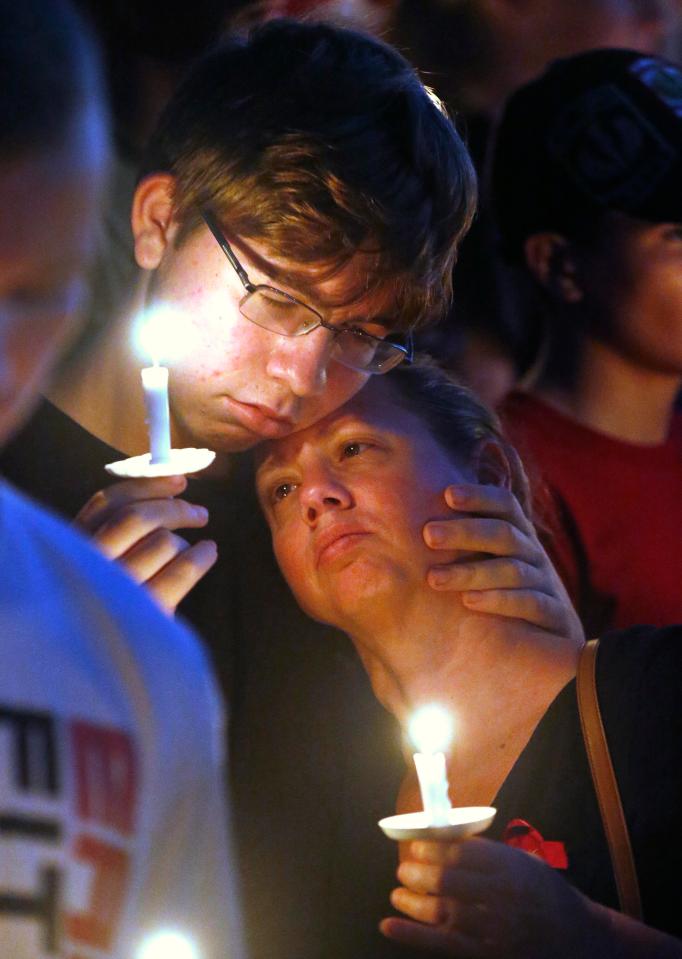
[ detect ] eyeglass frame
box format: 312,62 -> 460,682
200,208 -> 413,374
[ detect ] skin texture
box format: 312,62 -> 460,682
527,214 -> 682,444
0,101 -> 107,447
573,216 -> 682,376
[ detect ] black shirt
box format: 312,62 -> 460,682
492,625 -> 682,939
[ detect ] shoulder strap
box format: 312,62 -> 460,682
576,638 -> 642,920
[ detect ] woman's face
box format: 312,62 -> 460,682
255,376 -> 471,632
577,213 -> 682,374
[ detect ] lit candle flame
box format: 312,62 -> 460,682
133,305 -> 193,367
409,704 -> 453,826
409,703 -> 454,755
136,929 -> 199,959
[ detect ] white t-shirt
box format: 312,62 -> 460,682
0,481 -> 242,959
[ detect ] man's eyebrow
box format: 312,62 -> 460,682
237,246 -> 395,328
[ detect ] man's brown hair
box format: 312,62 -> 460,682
140,19 -> 477,332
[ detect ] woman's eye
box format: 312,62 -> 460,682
273,482 -> 297,502
341,442 -> 366,458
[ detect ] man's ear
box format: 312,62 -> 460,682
131,173 -> 179,270
472,438 -> 513,490
524,233 -> 583,304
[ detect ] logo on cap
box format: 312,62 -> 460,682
630,57 -> 682,119
547,85 -> 675,211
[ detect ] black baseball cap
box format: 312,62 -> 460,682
489,48 -> 682,262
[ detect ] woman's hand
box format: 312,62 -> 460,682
76,475 -> 217,614
424,484 -> 584,648
381,837 -> 603,958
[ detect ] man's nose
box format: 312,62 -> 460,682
299,472 -> 353,525
266,326 -> 333,398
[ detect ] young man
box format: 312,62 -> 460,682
0,2 -> 240,957
255,363 -> 682,958
492,48 -> 682,637
1,20 -> 477,959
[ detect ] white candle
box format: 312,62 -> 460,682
141,364 -> 171,464
409,705 -> 453,827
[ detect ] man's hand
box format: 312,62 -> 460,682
424,484 -> 583,647
381,838 -> 607,958
76,475 -> 217,615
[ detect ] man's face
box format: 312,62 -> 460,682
578,213 -> 682,373
142,214 -> 404,452
256,376 -> 470,631
0,102 -> 107,447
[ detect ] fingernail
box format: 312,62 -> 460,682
193,506 -> 209,520
170,474 -> 186,487
429,568 -> 450,588
426,523 -> 446,546
397,862 -> 419,885
446,485 -> 466,505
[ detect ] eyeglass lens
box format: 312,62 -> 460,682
240,287 -> 406,373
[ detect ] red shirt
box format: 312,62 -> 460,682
500,390 -> 682,636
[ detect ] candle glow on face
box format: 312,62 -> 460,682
133,305 -> 193,367
136,929 -> 199,959
409,704 -> 453,826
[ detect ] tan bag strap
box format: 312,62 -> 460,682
576,638 -> 642,920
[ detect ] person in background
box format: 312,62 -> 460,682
492,48 -> 682,637
389,0 -> 672,410
1,19 -> 478,958
0,2 -> 241,958
255,360 -> 682,958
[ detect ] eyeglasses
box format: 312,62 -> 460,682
201,209 -> 413,374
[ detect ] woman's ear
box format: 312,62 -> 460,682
131,173 -> 179,270
524,233 -> 583,304
474,437 -> 533,518
472,438 -> 513,490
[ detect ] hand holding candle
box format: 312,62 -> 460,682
106,307 -> 215,478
